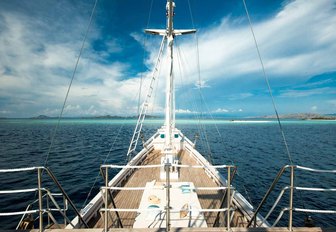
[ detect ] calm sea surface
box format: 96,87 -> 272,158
0,118 -> 335,229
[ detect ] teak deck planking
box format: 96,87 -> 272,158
93,149 -> 229,228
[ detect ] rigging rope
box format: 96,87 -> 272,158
187,0 -> 255,207
149,57 -> 162,116
82,77 -> 146,208
35,0 -> 99,210
42,0 -> 98,168
242,0 -> 293,165
81,121 -> 126,209
175,40 -> 212,162
138,0 -> 154,116
175,39 -> 204,151
242,0 -> 309,220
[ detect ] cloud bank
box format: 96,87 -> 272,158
0,0 -> 335,117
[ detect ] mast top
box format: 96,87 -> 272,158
145,0 -> 196,37
166,0 -> 174,37
145,0 -> 196,153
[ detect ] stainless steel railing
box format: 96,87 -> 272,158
15,192 -> 67,229
0,166 -> 88,231
100,163 -> 236,231
247,165 -> 336,230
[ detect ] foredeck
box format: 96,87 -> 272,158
92,149 -> 226,228
7,227 -> 334,232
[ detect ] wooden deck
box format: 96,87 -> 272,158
91,149 -> 228,228
178,150 -> 224,226
8,227 -> 335,232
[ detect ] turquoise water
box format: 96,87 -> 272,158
0,118 -> 335,228
3,118 -> 336,125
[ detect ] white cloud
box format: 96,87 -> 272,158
311,105 -> 317,111
170,0 -> 336,86
213,108 -> 229,113
0,2 -> 145,117
194,80 -> 210,89
0,110 -> 11,115
280,87 -> 334,98
1,0 -> 336,117
175,109 -> 197,114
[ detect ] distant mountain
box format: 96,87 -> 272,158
84,115 -> 161,119
30,115 -> 53,119
28,114 -> 161,119
88,115 -> 124,119
262,113 -> 336,120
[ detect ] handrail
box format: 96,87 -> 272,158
101,163 -> 236,231
247,165 -> 336,229
214,166 -> 237,227
126,36 -> 166,159
43,167 -> 89,228
100,207 -> 233,213
102,186 -> 230,191
15,192 -> 66,229
247,165 -> 289,227
100,167 -> 123,229
172,164 -> 234,169
101,164 -> 164,169
100,163 -> 233,169
296,165 -> 336,173
0,166 -> 88,230
263,185 -> 336,226
0,166 -> 43,173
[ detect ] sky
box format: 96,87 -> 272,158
0,0 -> 335,118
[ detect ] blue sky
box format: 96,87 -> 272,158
0,0 -> 335,118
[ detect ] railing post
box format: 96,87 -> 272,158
47,194 -> 50,226
227,166 -> 231,231
37,168 -> 43,232
105,166 -> 109,232
165,163 -> 171,232
64,197 -> 67,226
289,166 -> 294,231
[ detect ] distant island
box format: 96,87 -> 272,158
29,114 -> 161,119
31,115 -> 51,119
88,115 -> 160,119
3,113 -> 334,120
261,113 -> 336,120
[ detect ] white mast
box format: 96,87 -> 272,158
165,0 -> 175,150
146,0 -> 196,153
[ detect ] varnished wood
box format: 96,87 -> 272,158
93,149 -> 239,228
12,227 -> 334,232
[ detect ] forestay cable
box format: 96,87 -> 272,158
242,0 -> 309,219
81,122 -> 125,209
82,81 -> 147,209
127,36 -> 166,160
42,0 -> 98,167
242,0 -> 293,165
175,41 -> 213,162
138,0 -> 154,115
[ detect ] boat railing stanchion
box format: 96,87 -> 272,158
63,196 -> 67,226
289,165 -> 294,231
227,166 -> 231,231
37,167 -> 43,232
46,192 -> 50,227
104,166 -> 109,232
165,162 -> 171,232
253,212 -> 257,227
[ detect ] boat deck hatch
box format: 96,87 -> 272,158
133,181 -> 207,228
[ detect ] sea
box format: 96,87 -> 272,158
0,118 -> 335,229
